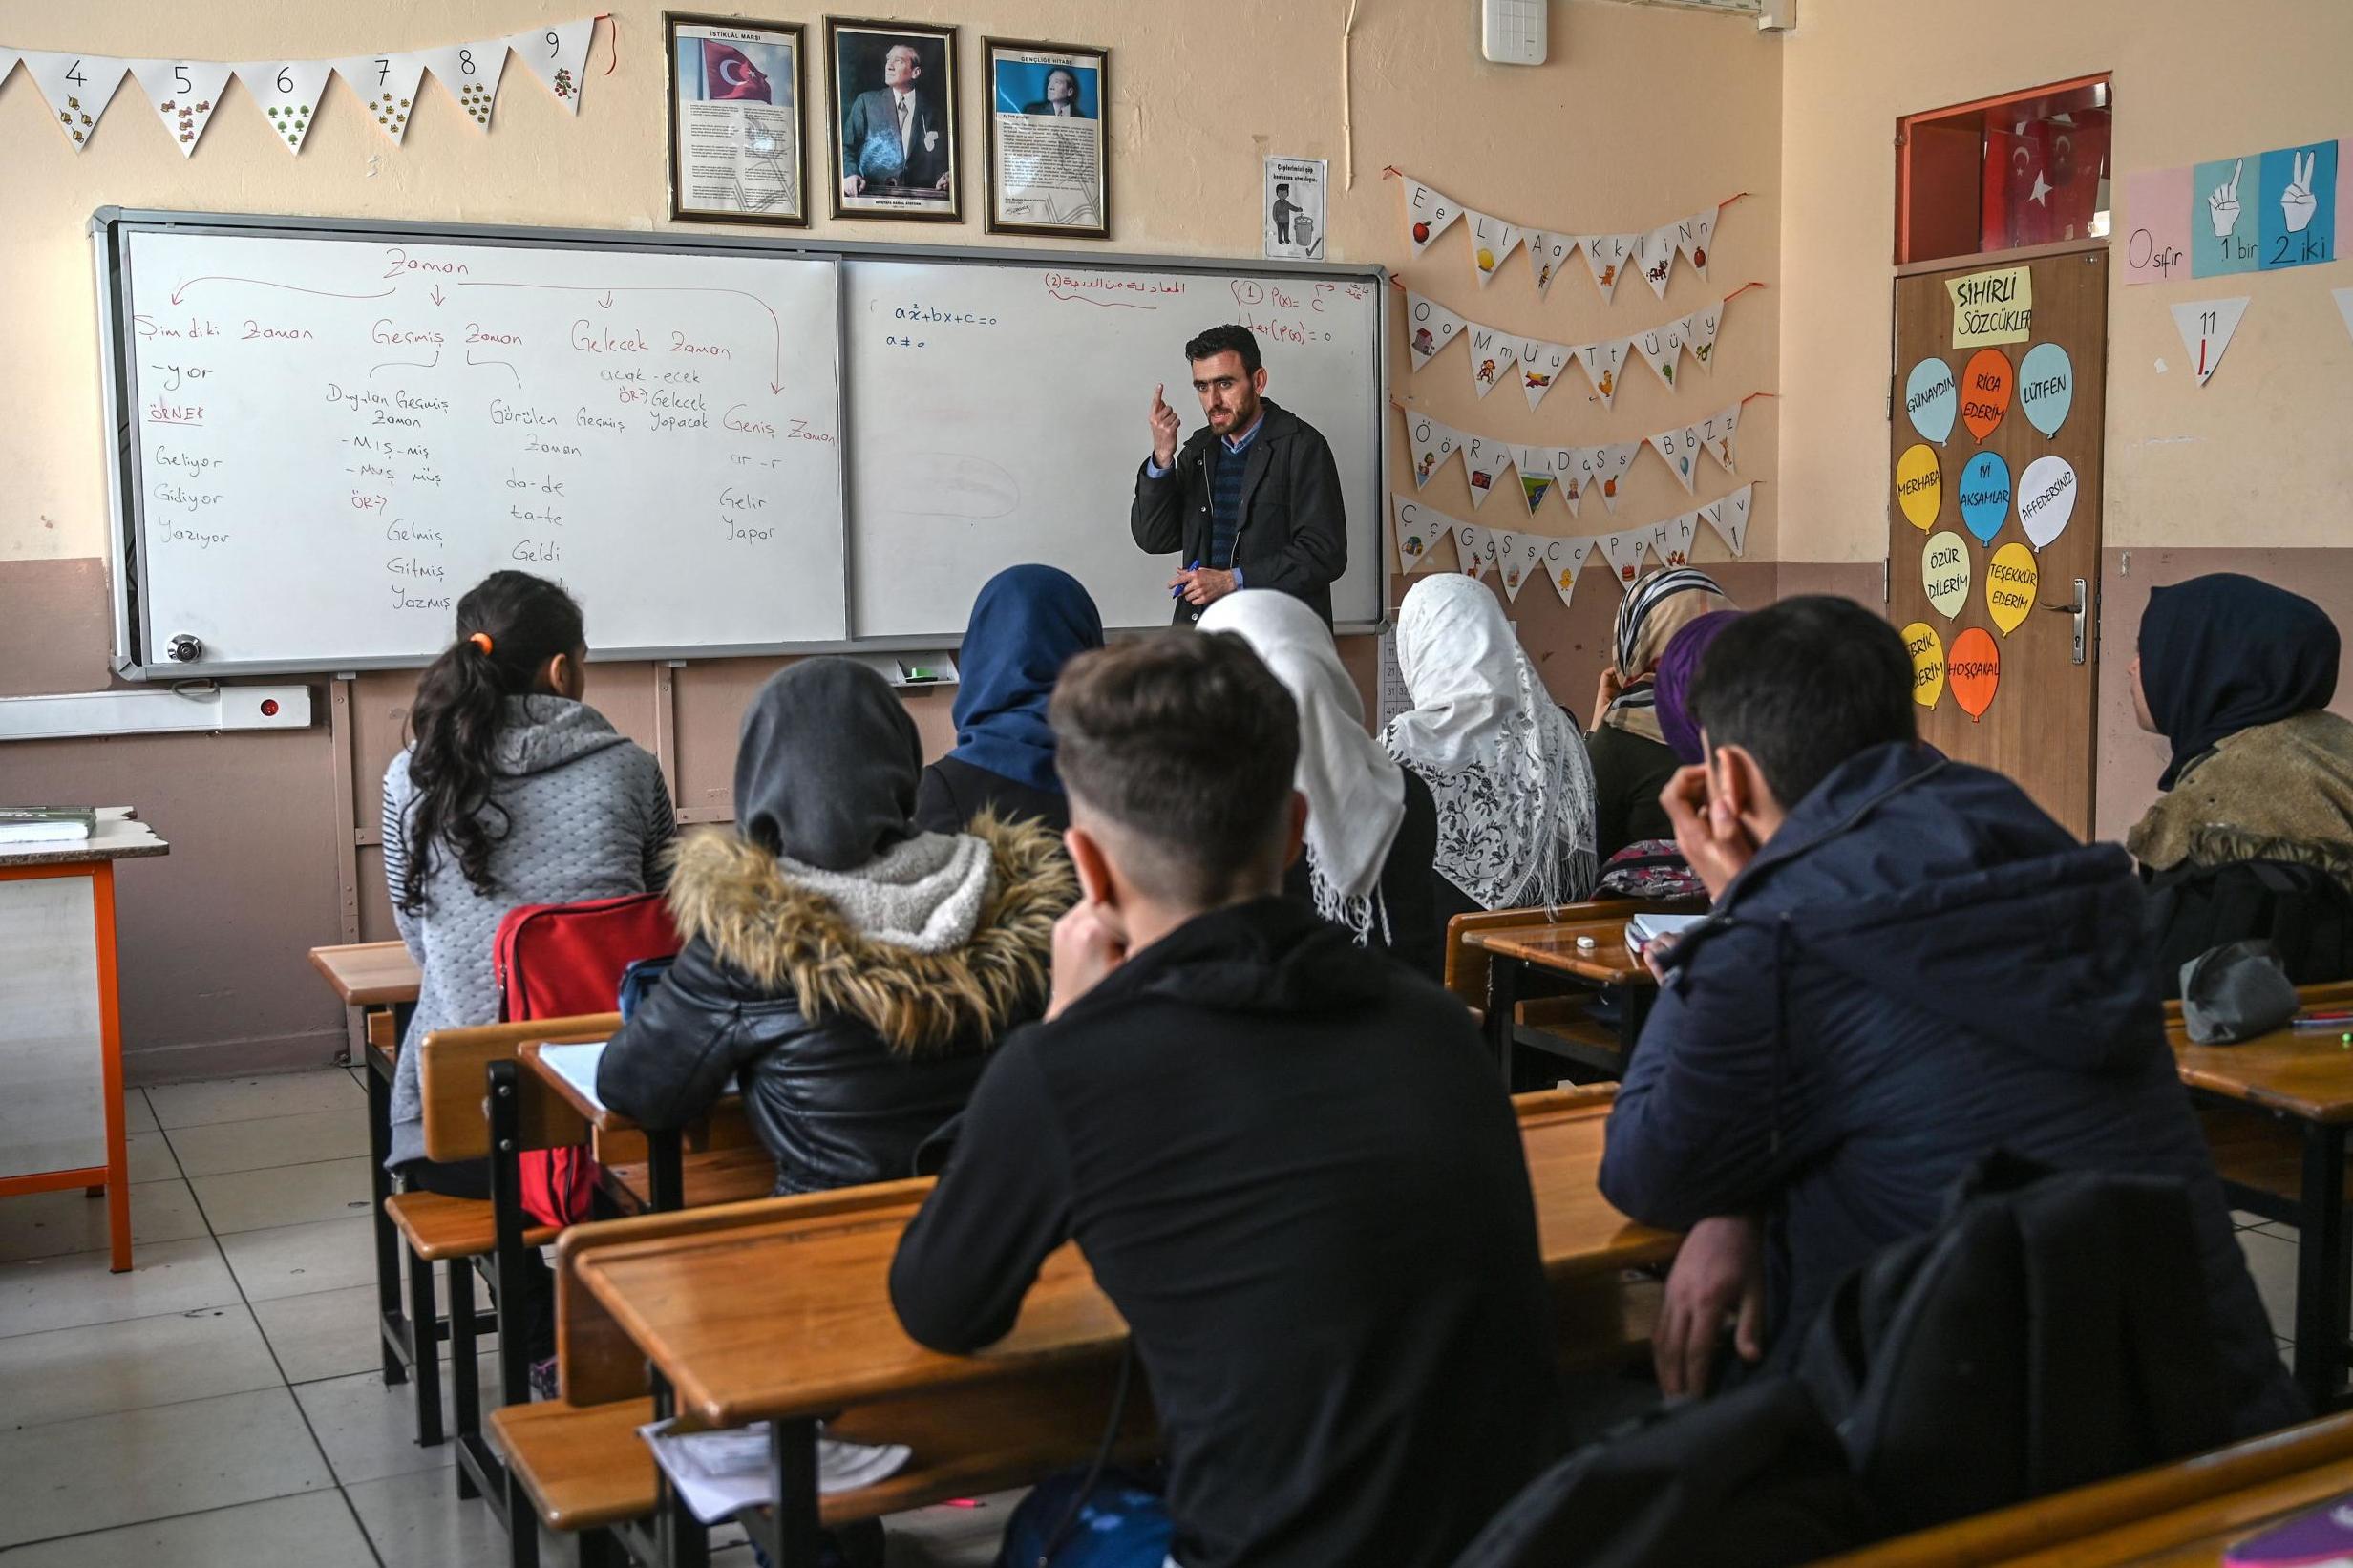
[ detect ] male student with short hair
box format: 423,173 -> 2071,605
889,631 -> 1560,1568
1600,595 -> 2301,1438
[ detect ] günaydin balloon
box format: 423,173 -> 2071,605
1905,357 -> 1959,446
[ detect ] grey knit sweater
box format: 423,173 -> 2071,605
381,696 -> 675,1169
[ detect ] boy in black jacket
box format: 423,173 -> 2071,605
889,632 -> 1560,1568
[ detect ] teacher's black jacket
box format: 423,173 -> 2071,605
1131,398 -> 1347,626
890,898 -> 1560,1568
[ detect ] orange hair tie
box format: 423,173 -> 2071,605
468,632 -> 495,655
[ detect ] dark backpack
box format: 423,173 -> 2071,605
1451,1159 -> 2232,1568
2147,858 -> 2353,999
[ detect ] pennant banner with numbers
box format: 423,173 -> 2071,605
1,21 -> 595,156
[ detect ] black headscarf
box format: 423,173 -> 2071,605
2140,573 -> 2340,790
735,658 -> 922,870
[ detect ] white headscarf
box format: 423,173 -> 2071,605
1199,591 -> 1407,944
1381,575 -> 1599,912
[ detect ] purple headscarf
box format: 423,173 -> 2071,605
1655,610 -> 1745,765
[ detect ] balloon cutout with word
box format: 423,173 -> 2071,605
1922,530 -> 1971,620
1948,627 -> 2000,723
1985,542 -> 2039,636
2015,454 -> 2077,552
1902,622 -> 1946,710
2017,343 -> 2074,438
1961,348 -> 2013,442
1957,451 -> 2012,545
1905,357 -> 1959,446
1896,443 -> 1942,531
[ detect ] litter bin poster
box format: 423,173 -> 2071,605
1263,156 -> 1327,261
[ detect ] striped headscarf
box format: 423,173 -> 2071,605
1603,568 -> 1733,745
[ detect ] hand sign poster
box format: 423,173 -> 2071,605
2175,140 -> 2337,277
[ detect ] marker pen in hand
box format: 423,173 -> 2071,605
1172,559 -> 1198,600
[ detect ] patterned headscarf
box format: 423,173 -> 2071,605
1604,568 -> 1733,745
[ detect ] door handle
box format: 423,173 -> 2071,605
2039,577 -> 2088,665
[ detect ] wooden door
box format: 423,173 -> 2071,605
1887,244 -> 2107,838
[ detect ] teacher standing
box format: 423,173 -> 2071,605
1133,324 -> 1346,626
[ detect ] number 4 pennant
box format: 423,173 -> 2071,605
506,19 -> 596,113
129,59 -> 232,156
18,51 -> 128,150
421,39 -> 511,130
332,53 -> 429,143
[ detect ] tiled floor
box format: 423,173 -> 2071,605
0,1068 -> 1012,1566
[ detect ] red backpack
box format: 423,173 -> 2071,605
493,892 -> 680,1226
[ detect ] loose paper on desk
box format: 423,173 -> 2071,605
534,1041 -> 609,1114
640,1420 -> 911,1525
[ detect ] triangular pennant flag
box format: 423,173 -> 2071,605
1633,317 -> 1687,391
1552,446 -> 1591,517
1652,512 -> 1700,570
1494,530 -> 1537,602
1466,210 -> 1526,287
1545,535 -> 1594,609
2170,297 -> 2250,387
506,18 -> 594,113
235,60 -> 332,153
1586,442 -> 1643,514
1515,447 -> 1557,516
0,51 -> 18,89
1460,435 -> 1515,509
1403,176 -> 1463,255
1526,231 -> 1576,296
18,51 -> 128,150
1636,222 -> 1682,299
1464,322 -> 1519,399
1403,411 -> 1461,489
1600,531 -> 1651,592
333,53 -> 429,143
1699,403 -> 1742,473
1703,483 -> 1756,556
1454,521 -> 1495,581
129,59 -> 232,157
2335,288 -> 2353,346
1676,207 -> 1719,275
1684,298 -> 1726,372
1649,425 -> 1703,492
1392,495 -> 1447,574
1575,339 -> 1630,409
421,39 -> 510,131
1405,290 -> 1467,371
1582,234 -> 1635,302
1517,338 -> 1574,412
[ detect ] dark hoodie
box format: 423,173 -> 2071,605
1600,742 -> 2301,1438
889,898 -> 1561,1568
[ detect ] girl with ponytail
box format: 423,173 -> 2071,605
380,570 -> 675,1188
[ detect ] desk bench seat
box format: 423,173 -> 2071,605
603,1144 -> 779,1217
493,1363 -> 1156,1536
386,1190 -> 559,1262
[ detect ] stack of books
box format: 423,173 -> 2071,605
0,807 -> 98,848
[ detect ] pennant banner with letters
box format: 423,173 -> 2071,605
1389,168 -> 1741,304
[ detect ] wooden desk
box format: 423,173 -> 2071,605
574,1099 -> 1671,1564
2168,985 -> 2353,1411
518,1041 -> 753,1215
1467,917 -> 1658,1087
0,810 -> 169,1273
307,940 -> 422,1009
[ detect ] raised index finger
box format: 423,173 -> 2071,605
2229,157 -> 2243,198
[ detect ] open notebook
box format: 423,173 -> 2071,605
533,1041 -> 609,1113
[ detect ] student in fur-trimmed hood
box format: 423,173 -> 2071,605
598,658 -> 1073,1197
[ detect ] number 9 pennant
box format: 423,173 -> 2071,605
505,19 -> 596,114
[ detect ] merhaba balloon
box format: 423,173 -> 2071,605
1905,357 -> 1959,446
1957,451 -> 2012,545
2016,454 -> 2078,551
1948,626 -> 2000,722
1902,622 -> 1946,710
2018,342 -> 2074,438
1896,443 -> 1942,532
1985,541 -> 2039,636
1961,348 -> 2013,442
1922,530 -> 1970,620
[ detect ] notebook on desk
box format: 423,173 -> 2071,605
534,1041 -> 610,1113
0,806 -> 96,846
1624,912 -> 1706,956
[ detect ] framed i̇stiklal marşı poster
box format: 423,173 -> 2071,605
666,14 -> 807,226
983,38 -> 1109,239
828,17 -> 962,222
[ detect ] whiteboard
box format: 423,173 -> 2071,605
95,214 -> 1388,674
844,259 -> 1384,636
112,226 -> 845,671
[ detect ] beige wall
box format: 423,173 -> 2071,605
0,0 -> 1783,1077
1778,0 -> 2353,564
